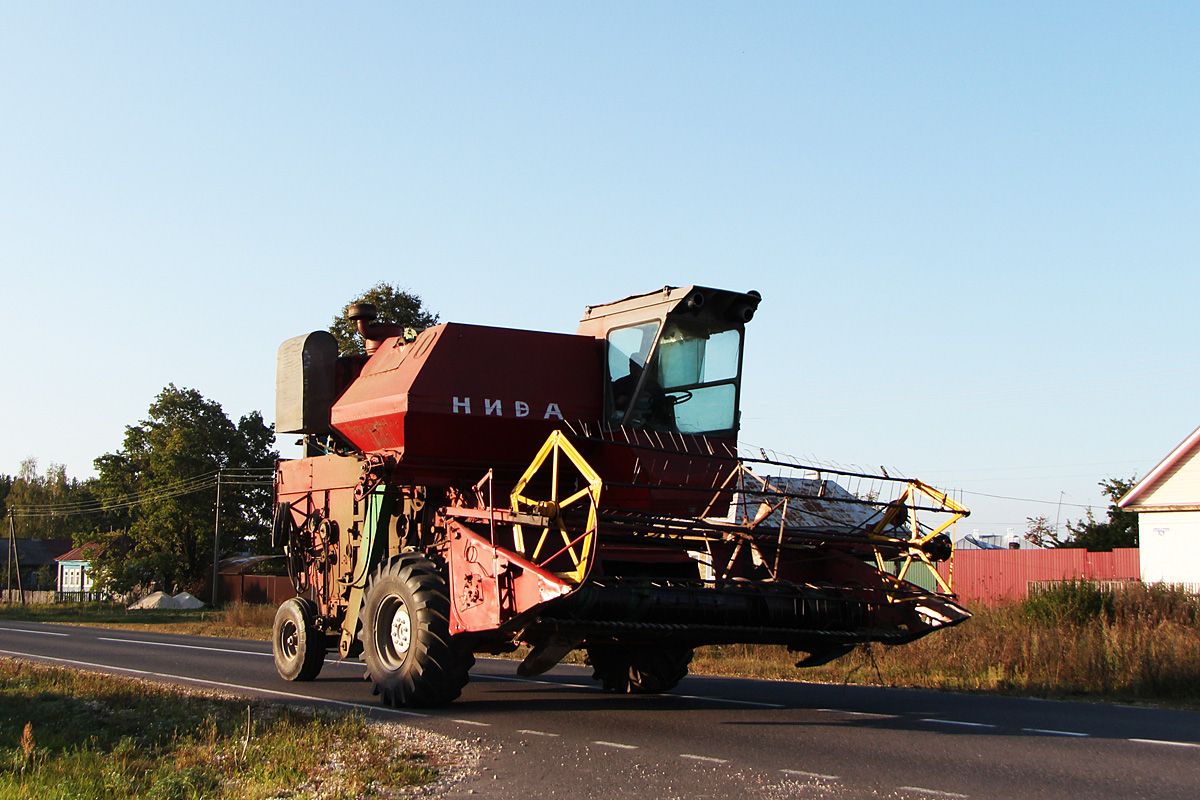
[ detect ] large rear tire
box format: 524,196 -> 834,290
273,598 -> 326,681
586,644 -> 693,693
361,554 -> 474,707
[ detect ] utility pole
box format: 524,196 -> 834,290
211,469 -> 222,606
1055,490 -> 1065,541
7,511 -> 24,605
5,511 -> 11,604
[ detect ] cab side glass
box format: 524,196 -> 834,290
607,322 -> 661,423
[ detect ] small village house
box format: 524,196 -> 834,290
55,542 -> 106,601
1119,424 -> 1200,586
1,538 -> 72,597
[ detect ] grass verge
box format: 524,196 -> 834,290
692,581 -> 1200,708
0,657 -> 437,800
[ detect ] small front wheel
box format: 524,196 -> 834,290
272,598 -> 326,681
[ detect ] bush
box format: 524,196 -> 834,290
1023,580 -> 1117,626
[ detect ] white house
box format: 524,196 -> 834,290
1119,424 -> 1200,585
55,543 -> 105,600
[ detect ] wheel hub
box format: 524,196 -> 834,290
389,601 -> 411,657
281,620 -> 298,659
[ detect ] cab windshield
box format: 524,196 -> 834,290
606,319 -> 742,435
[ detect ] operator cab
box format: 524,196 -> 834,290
577,286 -> 760,438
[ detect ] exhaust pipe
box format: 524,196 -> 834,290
347,302 -> 408,355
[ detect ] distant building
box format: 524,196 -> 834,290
0,538 -> 73,591
1119,424 -> 1200,586
955,528 -> 1023,551
55,542 -> 107,601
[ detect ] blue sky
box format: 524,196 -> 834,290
2,3 -> 1197,539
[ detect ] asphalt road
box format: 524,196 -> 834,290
1,621 -> 1197,799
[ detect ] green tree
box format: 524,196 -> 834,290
328,282 -> 439,355
0,474 -> 12,521
35,563 -> 56,591
89,385 -> 277,596
1023,514 -> 1070,548
3,459 -> 97,541
1062,477 -> 1139,551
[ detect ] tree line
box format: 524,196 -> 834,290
2,283 -> 436,598
1024,477 -> 1139,551
3,386 -> 276,596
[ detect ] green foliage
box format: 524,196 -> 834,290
0,659 -> 435,798
0,474 -> 11,519
3,459 -> 97,541
34,564 -> 55,591
1023,580 -> 1116,626
1062,477 -> 1138,550
88,386 -> 277,596
328,282 -> 439,355
1023,514 -> 1068,548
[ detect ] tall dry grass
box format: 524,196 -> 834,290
692,582 -> 1200,707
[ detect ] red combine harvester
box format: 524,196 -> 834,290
271,286 -> 970,706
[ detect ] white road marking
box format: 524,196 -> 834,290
0,648 -> 428,716
674,691 -> 785,709
473,673 -> 571,688
1021,728 -> 1089,737
1128,738 -> 1200,749
94,635 -> 359,670
897,786 -> 969,799
476,670 -> 785,707
517,729 -> 560,737
97,636 -> 268,657
0,627 -> 68,636
780,769 -> 839,781
680,753 -> 729,764
817,708 -> 894,719
918,718 -> 996,729
25,640 -> 1197,764
451,719 -> 490,727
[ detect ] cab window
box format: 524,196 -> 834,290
606,319 -> 742,435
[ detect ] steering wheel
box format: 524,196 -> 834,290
665,390 -> 693,405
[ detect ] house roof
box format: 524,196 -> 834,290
0,539 -> 74,566
56,541 -> 105,563
1119,423 -> 1200,511
217,555 -> 283,574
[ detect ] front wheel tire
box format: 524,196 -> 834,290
361,554 -> 473,707
273,598 -> 326,681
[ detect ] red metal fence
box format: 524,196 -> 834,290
217,574 -> 296,606
936,548 -> 1140,605
212,550 -> 1141,608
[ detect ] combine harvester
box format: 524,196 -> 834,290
271,286 -> 970,706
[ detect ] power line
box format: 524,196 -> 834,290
751,352 -> 1200,399
7,469 -> 274,518
957,488 -> 1103,510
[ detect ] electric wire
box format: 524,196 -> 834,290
6,469 -> 274,518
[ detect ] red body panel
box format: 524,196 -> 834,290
582,431 -> 737,517
331,323 -> 603,481
444,519 -> 575,636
